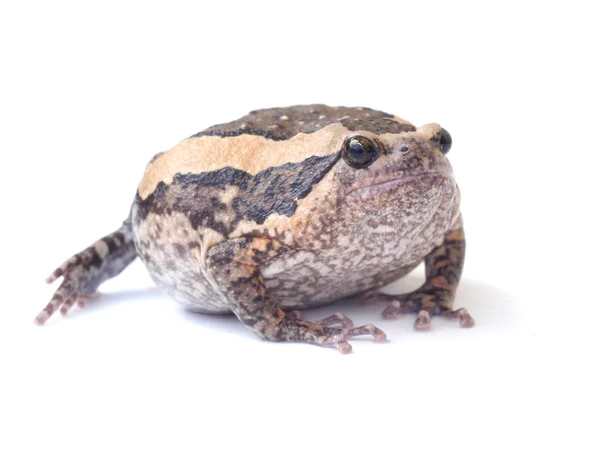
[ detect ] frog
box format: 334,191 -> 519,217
35,104 -> 474,353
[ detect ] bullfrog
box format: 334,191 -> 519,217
36,105 -> 474,353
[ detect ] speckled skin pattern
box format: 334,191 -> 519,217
36,105 -> 474,353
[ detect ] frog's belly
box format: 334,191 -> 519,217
150,253 -> 421,314
263,254 -> 421,310
136,218 -> 449,313
144,241 -> 429,314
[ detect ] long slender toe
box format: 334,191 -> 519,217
345,324 -> 387,342
60,294 -> 79,316
317,312 -> 354,329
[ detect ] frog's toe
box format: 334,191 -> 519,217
411,305 -> 475,330
33,310 -> 50,326
329,335 -> 353,354
323,323 -> 387,354
446,307 -> 475,328
413,310 -> 432,331
59,294 -> 80,316
381,300 -> 433,330
381,302 -> 398,319
315,312 -> 354,329
45,255 -> 80,284
344,323 -> 387,342
377,290 -> 475,330
35,277 -> 78,325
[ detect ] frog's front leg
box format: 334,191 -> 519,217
366,220 -> 475,331
35,219 -> 137,325
208,237 -> 386,354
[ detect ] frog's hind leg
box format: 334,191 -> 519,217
35,218 -> 138,325
365,220 -> 475,330
208,238 -> 386,354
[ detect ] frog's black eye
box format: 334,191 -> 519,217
342,136 -> 379,169
438,128 -> 452,154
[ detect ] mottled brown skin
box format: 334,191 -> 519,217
207,237 -> 385,353
36,105 -> 473,353
35,221 -> 137,324
365,220 -> 473,330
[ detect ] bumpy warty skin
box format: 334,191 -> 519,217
132,105 -> 460,313
38,104 -> 472,352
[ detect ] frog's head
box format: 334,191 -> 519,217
326,122 -> 458,228
336,123 -> 453,190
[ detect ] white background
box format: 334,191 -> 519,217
1,1 -> 599,449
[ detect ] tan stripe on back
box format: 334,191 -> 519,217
138,122 -> 349,200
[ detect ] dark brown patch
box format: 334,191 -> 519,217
191,105 -> 415,141
135,152 -> 341,232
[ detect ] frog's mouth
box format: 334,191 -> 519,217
345,170 -> 453,198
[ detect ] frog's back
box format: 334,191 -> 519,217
191,104 -> 414,141
137,105 -> 415,200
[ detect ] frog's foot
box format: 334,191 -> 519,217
368,289 -> 475,331
277,316 -> 387,354
283,312 -> 383,353
35,261 -> 95,325
35,224 -> 137,325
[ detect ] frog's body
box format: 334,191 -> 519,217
37,105 -> 473,353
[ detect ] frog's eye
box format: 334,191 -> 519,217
342,136 -> 379,169
438,128 -> 452,154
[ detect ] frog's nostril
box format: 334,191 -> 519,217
400,145 -> 411,155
